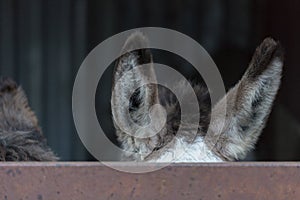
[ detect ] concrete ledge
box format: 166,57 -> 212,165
0,162 -> 299,199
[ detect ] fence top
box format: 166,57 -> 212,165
0,162 -> 299,200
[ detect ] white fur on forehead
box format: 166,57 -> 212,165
147,136 -> 222,162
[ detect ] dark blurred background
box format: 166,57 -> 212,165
0,0 -> 299,161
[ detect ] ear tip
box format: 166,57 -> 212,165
254,37 -> 285,64
0,76 -> 18,94
262,37 -> 277,45
122,31 -> 149,53
260,37 -> 284,59
273,42 -> 285,62
259,37 -> 278,52
127,31 -> 148,43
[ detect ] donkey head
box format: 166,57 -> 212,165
111,32 -> 283,162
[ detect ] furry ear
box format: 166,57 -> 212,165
205,38 -> 284,160
111,32 -> 163,160
0,77 -> 38,131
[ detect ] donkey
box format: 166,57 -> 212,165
0,77 -> 57,161
111,32 -> 283,162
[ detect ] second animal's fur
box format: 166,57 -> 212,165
0,77 -> 57,161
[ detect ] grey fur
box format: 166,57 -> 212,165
205,38 -> 283,161
0,77 -> 57,161
112,33 -> 284,162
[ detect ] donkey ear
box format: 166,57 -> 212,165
0,77 -> 39,130
111,32 -> 161,159
205,38 -> 284,160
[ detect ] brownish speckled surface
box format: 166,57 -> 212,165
0,162 -> 299,199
